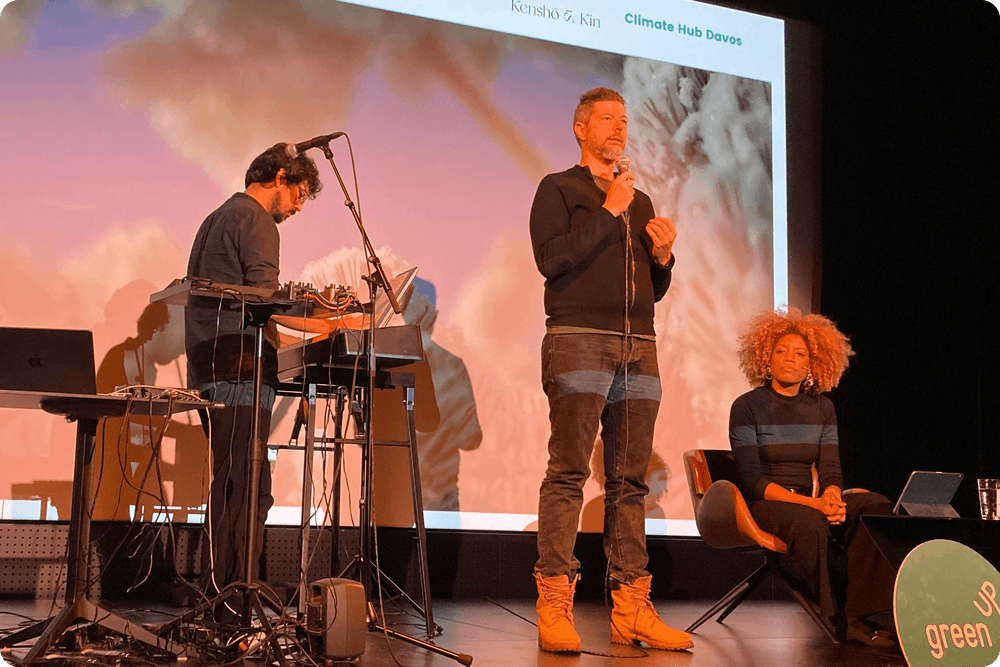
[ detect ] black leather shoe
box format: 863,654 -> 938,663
846,624 -> 896,648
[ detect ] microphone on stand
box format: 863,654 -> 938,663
285,132 -> 345,158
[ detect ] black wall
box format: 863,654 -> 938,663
821,0 -> 1000,516
706,0 -> 999,514
819,1 -> 1000,514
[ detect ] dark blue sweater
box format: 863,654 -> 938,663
729,385 -> 844,501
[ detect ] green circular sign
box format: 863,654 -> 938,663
895,539 -> 1000,667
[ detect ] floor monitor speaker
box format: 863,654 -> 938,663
306,577 -> 367,660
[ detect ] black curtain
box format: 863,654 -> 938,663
818,0 -> 1000,516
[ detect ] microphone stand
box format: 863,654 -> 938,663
317,142 -> 466,662
317,143 -> 399,600
319,142 -> 400,316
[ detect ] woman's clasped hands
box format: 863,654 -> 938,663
814,486 -> 847,525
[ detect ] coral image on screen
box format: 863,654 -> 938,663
0,0 -> 773,531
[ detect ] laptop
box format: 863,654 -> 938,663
893,471 -> 964,518
0,327 -> 97,402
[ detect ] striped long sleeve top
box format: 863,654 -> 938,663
728,385 -> 844,501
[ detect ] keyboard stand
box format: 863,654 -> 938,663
276,367 -> 435,638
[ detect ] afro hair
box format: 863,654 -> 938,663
737,307 -> 854,394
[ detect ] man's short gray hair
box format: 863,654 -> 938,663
573,87 -> 625,144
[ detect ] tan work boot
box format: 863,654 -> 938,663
535,573 -> 581,653
611,576 -> 694,651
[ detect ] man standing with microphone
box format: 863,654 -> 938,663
529,87 -> 690,653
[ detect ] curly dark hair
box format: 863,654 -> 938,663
245,143 -> 323,199
737,307 -> 854,394
573,86 -> 625,144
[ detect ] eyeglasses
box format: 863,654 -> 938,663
290,182 -> 309,204
282,177 -> 309,205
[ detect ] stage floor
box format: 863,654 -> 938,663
1,598 -> 905,666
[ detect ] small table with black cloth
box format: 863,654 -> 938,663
861,515 -> 1000,571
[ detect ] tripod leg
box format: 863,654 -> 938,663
0,619 -> 48,649
157,585 -> 236,635
403,386 -> 435,636
249,589 -> 289,667
297,385 -> 317,616
20,605 -> 75,664
367,603 -> 472,666
18,597 -> 194,664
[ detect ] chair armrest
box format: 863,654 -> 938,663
684,450 -> 711,496
696,480 -> 788,553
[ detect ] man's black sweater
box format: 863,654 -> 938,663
529,164 -> 673,336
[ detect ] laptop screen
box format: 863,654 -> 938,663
0,327 -> 97,395
893,471 -> 964,515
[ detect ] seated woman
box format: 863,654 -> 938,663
729,308 -> 896,647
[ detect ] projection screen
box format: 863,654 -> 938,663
0,0 -> 821,536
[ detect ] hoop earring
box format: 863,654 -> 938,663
763,366 -> 772,381
803,372 -> 815,390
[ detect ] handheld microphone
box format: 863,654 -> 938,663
615,155 -> 632,224
285,132 -> 345,157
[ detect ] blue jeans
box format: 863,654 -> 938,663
198,381 -> 276,589
535,333 -> 661,584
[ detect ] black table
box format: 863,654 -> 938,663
862,515 -> 1000,570
0,392 -> 212,663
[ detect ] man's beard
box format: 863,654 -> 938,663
600,143 -> 623,160
267,192 -> 286,223
590,136 -> 624,161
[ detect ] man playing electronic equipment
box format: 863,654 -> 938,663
185,143 -> 322,594
528,87 -> 691,653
